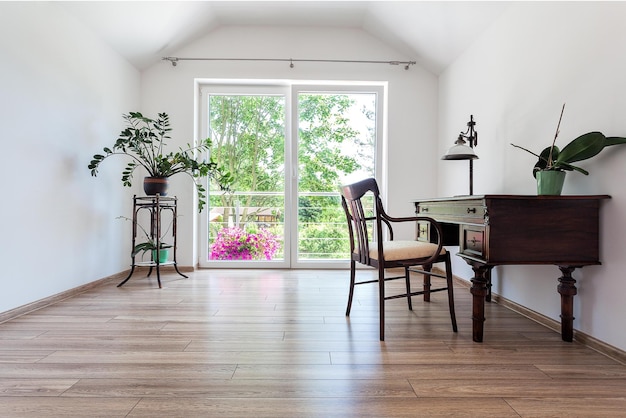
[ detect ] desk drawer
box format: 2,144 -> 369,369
416,220 -> 461,246
417,200 -> 486,224
460,225 -> 486,260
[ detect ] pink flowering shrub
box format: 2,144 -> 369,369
210,227 -> 280,260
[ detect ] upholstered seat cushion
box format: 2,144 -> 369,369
367,240 -> 446,261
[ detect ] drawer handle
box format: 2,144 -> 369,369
421,207 -> 429,212
467,207 -> 476,214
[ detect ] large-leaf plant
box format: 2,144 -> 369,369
89,112 -> 232,211
511,104 -> 626,178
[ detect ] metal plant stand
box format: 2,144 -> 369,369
117,194 -> 187,288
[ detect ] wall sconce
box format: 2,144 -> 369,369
442,115 -> 478,195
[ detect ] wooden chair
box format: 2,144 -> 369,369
340,178 -> 458,341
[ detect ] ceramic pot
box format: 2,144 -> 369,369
536,170 -> 565,195
152,249 -> 168,264
143,176 -> 169,196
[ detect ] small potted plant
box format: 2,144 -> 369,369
118,216 -> 173,264
511,104 -> 626,195
132,240 -> 172,264
88,112 -> 233,211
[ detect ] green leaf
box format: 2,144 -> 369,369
604,136 -> 626,146
556,131 -> 606,164
558,161 -> 589,175
132,242 -> 155,257
533,146 -> 560,178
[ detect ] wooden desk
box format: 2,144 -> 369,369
413,195 -> 609,343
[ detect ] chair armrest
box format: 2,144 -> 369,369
381,212 -> 445,250
380,209 -> 431,224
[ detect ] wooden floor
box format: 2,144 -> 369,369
1,269 -> 625,417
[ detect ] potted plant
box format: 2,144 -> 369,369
118,215 -> 173,263
511,104 -> 626,195
88,112 -> 232,211
132,240 -> 172,264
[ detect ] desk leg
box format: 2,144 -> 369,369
485,267 -> 493,302
468,263 -> 490,342
557,266 -> 578,342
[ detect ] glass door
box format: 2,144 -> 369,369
198,82 -> 383,268
293,88 -> 380,267
199,85 -> 289,267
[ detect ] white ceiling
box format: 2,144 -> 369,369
59,1 -> 510,74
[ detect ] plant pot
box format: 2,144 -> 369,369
152,249 -> 169,264
143,176 -> 169,196
536,170 -> 565,195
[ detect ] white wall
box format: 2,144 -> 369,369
0,3 -> 140,313
141,25 -> 439,266
439,2 -> 626,351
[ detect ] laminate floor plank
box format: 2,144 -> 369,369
231,364 -> 549,380
0,363 -> 237,379
62,377 -> 417,398
534,364 -> 626,379
124,397 -> 521,418
39,350 -> 333,365
0,397 -> 140,418
0,337 -> 191,351
0,378 -> 78,396
329,350 -> 618,366
504,397 -> 626,417
0,268 -> 624,417
408,378 -> 626,397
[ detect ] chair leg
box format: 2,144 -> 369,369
423,264 -> 432,302
405,267 -> 413,311
444,253 -> 458,332
346,260 -> 356,316
378,266 -> 385,341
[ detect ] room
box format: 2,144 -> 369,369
1,1 -> 626,415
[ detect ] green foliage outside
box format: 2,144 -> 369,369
207,93 -> 375,260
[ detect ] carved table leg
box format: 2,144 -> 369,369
557,265 -> 578,342
469,263 -> 491,342
485,266 -> 493,302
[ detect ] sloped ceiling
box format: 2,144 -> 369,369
59,1 -> 510,74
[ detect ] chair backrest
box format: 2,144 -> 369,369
340,178 -> 385,266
